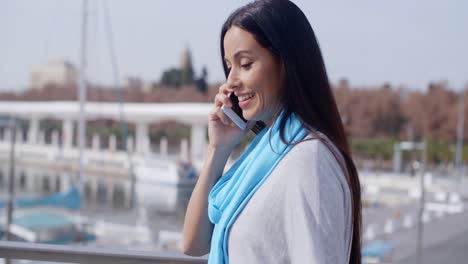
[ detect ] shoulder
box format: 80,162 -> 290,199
275,134 -> 351,210
281,134 -> 346,184
278,136 -> 353,263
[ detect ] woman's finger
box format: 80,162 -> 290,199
218,83 -> 233,95
209,107 -> 220,121
214,93 -> 232,108
215,107 -> 231,125
209,106 -> 230,125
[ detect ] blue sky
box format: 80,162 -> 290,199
1,0 -> 467,91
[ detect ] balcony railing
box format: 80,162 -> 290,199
0,241 -> 207,264
0,241 -> 406,264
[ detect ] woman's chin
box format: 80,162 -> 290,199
244,108 -> 267,123
243,111 -> 256,122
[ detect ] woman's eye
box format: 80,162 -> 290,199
241,62 -> 253,69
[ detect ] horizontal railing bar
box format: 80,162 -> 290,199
0,241 -> 207,264
0,241 -> 404,264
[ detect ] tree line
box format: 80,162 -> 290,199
334,80 -> 468,142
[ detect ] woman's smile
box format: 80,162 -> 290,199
237,92 -> 256,109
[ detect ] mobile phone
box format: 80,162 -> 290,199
221,92 -> 265,134
221,93 -> 247,130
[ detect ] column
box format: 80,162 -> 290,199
28,118 -> 39,144
124,181 -> 132,209
60,174 -> 70,192
26,170 -> 35,191
51,130 -> 59,146
62,119 -> 73,149
393,143 -> 402,173
4,129 -> 10,143
180,138 -> 189,162
135,122 -> 150,154
90,177 -> 98,207
38,130 -> 45,144
160,137 -> 168,157
126,135 -> 134,152
16,129 -> 22,144
92,133 -> 100,151
191,124 -> 207,162
2,168 -> 8,191
49,175 -> 57,193
106,178 -> 114,205
109,134 -> 117,152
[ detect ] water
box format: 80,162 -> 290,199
0,162 -> 193,250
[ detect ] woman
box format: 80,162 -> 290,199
183,1 -> 361,263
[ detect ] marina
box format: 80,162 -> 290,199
1,1 -> 467,262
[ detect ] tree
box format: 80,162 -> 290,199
160,68 -> 183,87
195,66 -> 208,93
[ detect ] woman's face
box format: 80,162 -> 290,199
223,26 -> 284,126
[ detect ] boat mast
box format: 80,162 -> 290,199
102,0 -> 137,209
5,118 -> 17,244
78,0 -> 88,194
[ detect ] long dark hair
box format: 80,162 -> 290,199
220,1 -> 362,263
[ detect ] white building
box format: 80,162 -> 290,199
30,59 -> 79,90
122,76 -> 143,89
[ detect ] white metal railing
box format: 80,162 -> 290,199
0,241 -> 207,264
0,241 -> 410,264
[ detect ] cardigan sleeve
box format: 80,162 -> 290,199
283,141 -> 352,263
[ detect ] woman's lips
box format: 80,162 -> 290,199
238,92 -> 255,101
238,93 -> 255,109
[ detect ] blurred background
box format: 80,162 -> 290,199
0,0 -> 467,263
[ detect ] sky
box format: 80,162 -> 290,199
1,0 -> 467,92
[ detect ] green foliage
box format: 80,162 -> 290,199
85,122 -> 134,149
350,136 -> 468,164
425,138 -> 468,163
159,49 -> 208,92
149,125 -> 190,146
160,68 -> 183,87
426,139 -> 453,164
350,137 -> 398,160
39,119 -> 62,143
195,77 -> 207,93
195,66 -> 209,93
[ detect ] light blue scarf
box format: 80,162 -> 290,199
207,112 -> 308,263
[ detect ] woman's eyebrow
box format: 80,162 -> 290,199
234,50 -> 252,58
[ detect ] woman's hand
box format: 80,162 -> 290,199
208,83 -> 254,151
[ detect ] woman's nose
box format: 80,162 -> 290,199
226,70 -> 241,90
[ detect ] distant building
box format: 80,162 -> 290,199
122,76 -> 143,89
30,59 -> 78,90
180,46 -> 193,70
179,46 -> 194,85
122,76 -> 156,93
